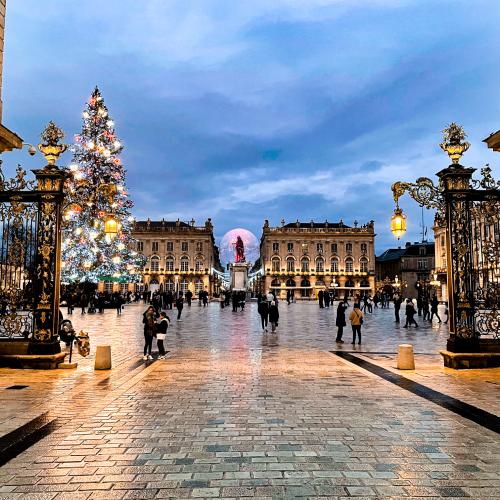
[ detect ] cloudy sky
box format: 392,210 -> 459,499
5,0 -> 500,251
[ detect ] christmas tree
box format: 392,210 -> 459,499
61,87 -> 144,284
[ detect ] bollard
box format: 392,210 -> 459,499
94,345 -> 112,370
397,344 -> 415,370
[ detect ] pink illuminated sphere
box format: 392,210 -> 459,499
219,228 -> 260,266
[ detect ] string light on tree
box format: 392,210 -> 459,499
61,86 -> 145,284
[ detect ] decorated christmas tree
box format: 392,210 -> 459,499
61,87 -> 144,284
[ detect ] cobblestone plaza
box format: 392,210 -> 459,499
0,302 -> 499,499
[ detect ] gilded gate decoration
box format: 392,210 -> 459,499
0,123 -> 67,353
392,123 -> 500,350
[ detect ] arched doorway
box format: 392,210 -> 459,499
300,278 -> 311,298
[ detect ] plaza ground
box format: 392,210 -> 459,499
0,301 -> 499,499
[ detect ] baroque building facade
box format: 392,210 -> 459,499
259,219 -> 376,299
126,218 -> 223,296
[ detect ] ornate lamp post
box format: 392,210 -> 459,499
391,123 -> 500,357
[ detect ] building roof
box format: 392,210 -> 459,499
402,242 -> 435,256
483,130 -> 500,152
134,220 -> 190,229
283,221 -> 351,229
376,248 -> 406,262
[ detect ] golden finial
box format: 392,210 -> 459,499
38,121 -> 67,167
439,122 -> 470,165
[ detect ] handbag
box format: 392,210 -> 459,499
156,333 -> 166,340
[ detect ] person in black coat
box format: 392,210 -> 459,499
175,292 -> 184,321
394,294 -> 402,323
269,301 -> 279,333
318,290 -> 324,308
258,299 -> 269,332
324,290 -> 330,308
404,299 -> 418,328
185,290 -> 193,306
335,300 -> 347,342
430,295 -> 441,323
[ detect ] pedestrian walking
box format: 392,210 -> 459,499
203,290 -> 209,307
422,295 -> 430,321
186,290 -> 193,307
142,306 -> 155,360
258,298 -> 269,332
349,303 -> 364,345
403,299 -> 419,328
80,292 -> 88,314
335,300 -> 348,343
430,295 -> 442,323
156,311 -> 170,359
269,300 -> 279,333
324,289 -> 330,308
318,290 -> 324,308
176,292 -> 184,321
394,294 -> 402,323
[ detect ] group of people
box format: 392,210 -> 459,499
334,297 -> 365,345
393,293 -> 446,328
142,306 -> 170,360
62,289 -> 129,315
257,292 -> 280,332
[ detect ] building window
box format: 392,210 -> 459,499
316,258 -> 324,272
166,241 -> 174,252
165,279 -> 174,291
165,257 -> 174,271
361,243 -> 367,254
418,259 -> 427,270
135,283 -> 144,293
196,242 -> 203,252
272,242 -> 280,253
287,242 -> 294,253
271,278 -> 281,288
195,278 -> 203,293
120,283 -> 128,293
301,243 -> 308,253
301,258 -> 309,272
360,257 -> 368,272
151,256 -> 160,272
331,258 -> 339,272
316,243 -> 323,253
137,241 -> 144,252
152,241 -> 159,252
180,279 -> 189,292
345,257 -> 353,272
104,282 -> 113,293
419,247 -> 425,256
180,257 -> 189,272
287,258 -> 295,272
181,242 -> 188,252
346,243 -> 352,253
272,257 -> 280,272
195,259 -> 204,271
331,243 -> 337,253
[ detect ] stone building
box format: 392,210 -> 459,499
376,241 -> 436,299
0,0 -> 22,153
259,219 -> 376,299
124,218 -> 223,296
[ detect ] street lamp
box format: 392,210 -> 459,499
390,206 -> 407,240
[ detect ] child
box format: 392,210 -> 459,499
156,312 -> 170,359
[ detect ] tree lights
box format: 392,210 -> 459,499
61,86 -> 145,283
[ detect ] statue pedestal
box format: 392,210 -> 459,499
231,262 -> 249,291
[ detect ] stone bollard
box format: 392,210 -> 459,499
94,345 -> 112,370
397,344 -> 415,370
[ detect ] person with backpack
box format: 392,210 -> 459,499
142,306 -> 156,360
175,292 -> 184,321
269,300 -> 279,333
349,303 -> 364,345
156,311 -> 170,359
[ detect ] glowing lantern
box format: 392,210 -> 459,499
391,207 -> 407,240
104,216 -> 120,241
117,242 -> 125,250
83,261 -> 92,269
112,255 -> 121,264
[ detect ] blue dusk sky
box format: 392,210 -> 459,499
5,0 -> 500,251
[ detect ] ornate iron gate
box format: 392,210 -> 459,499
392,124 -> 500,353
442,166 -> 500,349
0,122 -> 66,355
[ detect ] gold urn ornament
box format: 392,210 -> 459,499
439,122 -> 470,164
38,121 -> 67,167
